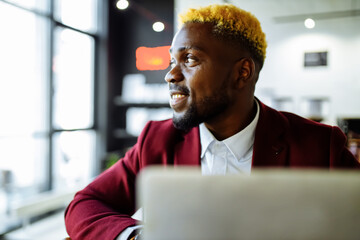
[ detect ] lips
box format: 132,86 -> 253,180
169,85 -> 190,110
169,91 -> 188,109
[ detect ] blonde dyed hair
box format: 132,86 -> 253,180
179,4 -> 267,67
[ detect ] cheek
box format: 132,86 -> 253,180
184,68 -> 210,97
184,63 -> 230,98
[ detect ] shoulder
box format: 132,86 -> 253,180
257,101 -> 348,155
257,101 -> 359,167
259,101 -> 337,135
282,111 -> 335,133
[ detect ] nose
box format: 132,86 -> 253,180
164,65 -> 184,83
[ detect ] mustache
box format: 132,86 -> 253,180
169,84 -> 190,95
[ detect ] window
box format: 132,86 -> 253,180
0,0 -> 103,232
55,0 -> 98,33
53,27 -> 95,130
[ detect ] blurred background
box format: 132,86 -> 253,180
0,0 -> 359,239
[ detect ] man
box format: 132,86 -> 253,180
65,4 -> 360,240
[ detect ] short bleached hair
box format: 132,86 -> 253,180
179,4 -> 267,68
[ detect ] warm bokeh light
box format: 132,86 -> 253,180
136,46 -> 170,71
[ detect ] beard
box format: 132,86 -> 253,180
172,90 -> 230,131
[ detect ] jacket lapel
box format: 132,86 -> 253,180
252,101 -> 289,167
174,127 -> 201,166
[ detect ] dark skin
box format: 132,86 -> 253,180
165,22 -> 259,140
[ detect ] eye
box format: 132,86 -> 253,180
185,54 -> 198,66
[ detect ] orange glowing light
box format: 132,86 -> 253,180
136,46 -> 171,71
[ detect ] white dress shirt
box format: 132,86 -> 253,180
119,100 -> 260,239
200,100 -> 259,175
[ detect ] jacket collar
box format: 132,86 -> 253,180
173,99 -> 289,167
174,126 -> 201,166
252,100 -> 289,167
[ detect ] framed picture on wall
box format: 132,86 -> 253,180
304,51 -> 328,67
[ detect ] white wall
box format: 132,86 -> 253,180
175,0 -> 360,125
174,0 -> 223,29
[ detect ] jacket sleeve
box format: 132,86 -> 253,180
64,123 -> 151,240
330,126 -> 360,168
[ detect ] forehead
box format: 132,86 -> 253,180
171,22 -> 226,55
170,22 -> 244,64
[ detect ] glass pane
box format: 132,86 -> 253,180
0,3 -> 49,228
0,137 -> 48,190
0,2 -> 49,135
55,0 -> 98,33
52,130 -> 96,190
0,136 -> 48,228
53,27 -> 94,129
5,0 -> 50,14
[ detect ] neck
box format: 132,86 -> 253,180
204,98 -> 257,141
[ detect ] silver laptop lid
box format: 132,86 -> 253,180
137,167 -> 360,240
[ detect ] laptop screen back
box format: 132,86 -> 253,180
137,167 -> 360,240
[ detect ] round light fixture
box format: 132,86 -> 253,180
116,0 -> 129,10
304,18 -> 315,29
152,21 -> 165,32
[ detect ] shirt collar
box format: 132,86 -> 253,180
199,122 -> 215,158
199,100 -> 260,160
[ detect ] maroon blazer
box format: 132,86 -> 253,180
65,101 -> 359,240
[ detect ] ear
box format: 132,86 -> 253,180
233,58 -> 255,89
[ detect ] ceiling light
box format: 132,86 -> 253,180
304,18 -> 315,29
152,22 -> 165,32
116,0 -> 129,10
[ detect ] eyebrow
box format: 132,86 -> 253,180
169,46 -> 205,54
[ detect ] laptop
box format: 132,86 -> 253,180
136,167 -> 360,240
